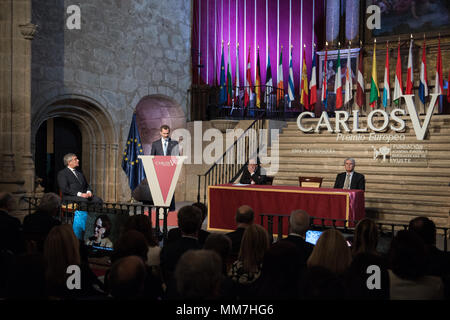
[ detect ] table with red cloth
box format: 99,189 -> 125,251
207,184 -> 365,234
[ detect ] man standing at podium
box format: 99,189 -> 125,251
333,158 -> 365,191
151,125 -> 179,156
150,125 -> 179,211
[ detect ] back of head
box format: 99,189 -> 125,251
0,192 -> 15,211
177,205 -> 202,235
235,205 -> 254,224
108,255 -> 147,299
352,218 -> 378,256
388,230 -> 427,280
239,224 -> 270,272
192,202 -> 208,223
175,249 -> 222,299
112,230 -> 149,263
37,192 -> 61,216
124,214 -> 157,246
44,224 -> 80,288
204,233 -> 232,265
307,229 -> 351,275
408,216 -> 436,246
289,209 -> 310,236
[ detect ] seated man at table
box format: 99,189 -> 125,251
239,158 -> 267,185
333,158 -> 365,191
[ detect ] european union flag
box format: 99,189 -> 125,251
122,113 -> 146,191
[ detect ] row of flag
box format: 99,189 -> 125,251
218,37 -> 450,110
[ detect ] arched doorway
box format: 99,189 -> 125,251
35,118 -> 82,193
32,95 -> 118,201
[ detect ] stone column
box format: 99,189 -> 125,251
345,0 -> 360,44
0,0 -> 36,198
326,0 -> 340,47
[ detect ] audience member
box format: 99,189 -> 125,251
307,229 -> 351,276
229,224 -> 270,287
255,241 -> 303,299
167,202 -> 210,247
23,192 -> 62,253
109,230 -> 163,300
204,233 -> 232,275
124,214 -> 161,269
387,230 -> 444,300
0,192 -> 25,255
279,209 -> 314,267
351,218 -> 380,257
225,205 -> 254,257
160,205 -> 202,298
299,266 -> 346,300
175,249 -> 223,299
108,255 -> 147,299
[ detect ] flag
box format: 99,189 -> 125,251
122,113 -> 146,191
435,38 -> 443,112
218,43 -> 226,105
244,47 -> 253,107
344,46 -> 353,106
369,42 -> 379,108
255,47 -> 261,107
356,48 -> 365,108
277,46 -> 284,104
393,42 -> 403,104
309,47 -> 317,108
235,44 -> 240,103
419,39 -> 428,104
335,48 -> 343,109
288,46 -> 295,104
447,68 -> 450,103
300,47 -> 309,109
406,37 -> 414,94
227,43 -> 233,105
382,43 -> 390,108
265,47 -> 273,104
321,48 -> 328,109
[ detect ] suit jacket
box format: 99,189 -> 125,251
150,138 -> 179,156
225,227 -> 246,256
57,167 -> 91,199
279,235 -> 314,267
239,166 -> 267,185
333,171 -> 365,191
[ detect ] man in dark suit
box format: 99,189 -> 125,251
160,205 -> 202,298
57,153 -> 103,204
150,125 -> 179,156
225,205 -> 254,257
239,158 -> 267,185
279,209 -> 314,267
333,158 -> 365,191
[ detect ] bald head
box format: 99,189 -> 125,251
289,210 -> 310,236
235,205 -> 254,225
108,256 -> 147,299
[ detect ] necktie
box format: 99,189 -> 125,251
72,169 -> 81,183
343,173 -> 351,189
163,140 -> 168,156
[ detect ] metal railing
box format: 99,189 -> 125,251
259,213 -> 449,252
21,196 -> 171,242
196,113 -> 266,204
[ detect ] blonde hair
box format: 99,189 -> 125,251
307,229 -> 351,275
44,224 -> 80,289
238,224 -> 270,273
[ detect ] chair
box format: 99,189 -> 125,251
265,176 -> 274,185
298,177 -> 323,188
59,190 -> 77,223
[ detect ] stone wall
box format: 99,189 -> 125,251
30,0 -> 192,201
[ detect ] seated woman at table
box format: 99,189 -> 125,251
239,158 -> 267,185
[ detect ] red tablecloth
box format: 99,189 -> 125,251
207,184 -> 365,234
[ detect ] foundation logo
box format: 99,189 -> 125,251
372,146 -> 390,162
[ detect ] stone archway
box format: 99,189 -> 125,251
31,95 -> 119,202
135,94 -> 186,154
